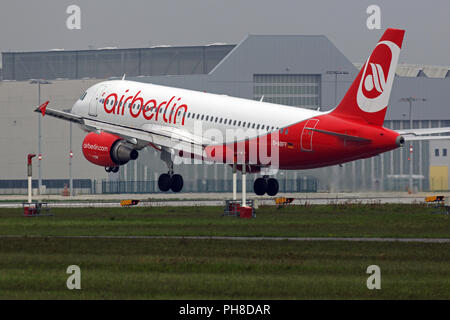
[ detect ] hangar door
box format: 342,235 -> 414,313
429,166 -> 448,191
253,74 -> 321,110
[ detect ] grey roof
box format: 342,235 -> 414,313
353,63 -> 450,78
1,45 -> 236,81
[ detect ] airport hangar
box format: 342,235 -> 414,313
1,34 -> 450,195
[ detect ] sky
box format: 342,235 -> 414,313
0,0 -> 449,65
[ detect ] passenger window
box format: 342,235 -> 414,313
233,120 -> 236,126
205,116 -> 209,121
261,125 -> 265,130
257,124 -> 260,129
252,123 -> 255,128
285,129 -> 288,135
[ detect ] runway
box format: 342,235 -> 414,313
1,235 -> 449,243
0,191 -> 446,208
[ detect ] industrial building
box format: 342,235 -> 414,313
1,34 -> 449,194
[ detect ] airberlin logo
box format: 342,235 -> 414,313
363,62 -> 386,97
83,143 -> 108,152
356,40 -> 399,113
103,90 -> 188,125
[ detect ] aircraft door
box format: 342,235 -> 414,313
88,85 -> 106,116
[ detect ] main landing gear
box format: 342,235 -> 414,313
253,176 -> 279,196
105,166 -> 119,173
158,172 -> 184,192
158,147 -> 184,192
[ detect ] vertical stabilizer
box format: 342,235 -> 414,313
331,28 -> 405,126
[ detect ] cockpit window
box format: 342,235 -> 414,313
79,92 -> 87,101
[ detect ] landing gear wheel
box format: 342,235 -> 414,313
158,173 -> 172,192
253,178 -> 268,196
105,166 -> 112,173
267,178 -> 279,196
170,174 -> 184,193
112,166 -> 119,173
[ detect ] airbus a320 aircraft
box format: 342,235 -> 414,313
35,28 -> 450,196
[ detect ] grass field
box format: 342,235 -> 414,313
0,203 -> 449,238
0,204 -> 449,299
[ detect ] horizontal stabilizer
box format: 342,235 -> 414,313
403,135 -> 450,141
308,127 -> 371,143
396,127 -> 450,136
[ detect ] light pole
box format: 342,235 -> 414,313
399,97 -> 427,193
326,70 -> 349,107
69,122 -> 73,197
30,79 -> 52,194
326,70 -> 349,192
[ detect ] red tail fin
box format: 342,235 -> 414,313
331,28 -> 405,126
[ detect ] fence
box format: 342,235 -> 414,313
0,179 -> 92,195
101,178 -> 318,194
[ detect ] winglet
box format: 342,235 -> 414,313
37,101 -> 49,116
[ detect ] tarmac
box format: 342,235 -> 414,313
0,191 -> 448,208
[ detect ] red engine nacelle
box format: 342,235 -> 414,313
82,132 -> 138,167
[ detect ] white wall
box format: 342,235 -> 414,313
0,79 -> 109,181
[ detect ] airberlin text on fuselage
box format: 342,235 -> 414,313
103,90 -> 188,125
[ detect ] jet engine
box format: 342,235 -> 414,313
82,131 -> 138,167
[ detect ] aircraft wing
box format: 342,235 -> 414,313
395,127 -> 450,141
34,103 -> 83,124
34,102 -> 208,157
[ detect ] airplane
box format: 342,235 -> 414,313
34,28 -> 450,196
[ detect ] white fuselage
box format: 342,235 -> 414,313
72,80 -> 324,144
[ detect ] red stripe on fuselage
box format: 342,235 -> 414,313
204,113 -> 400,170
